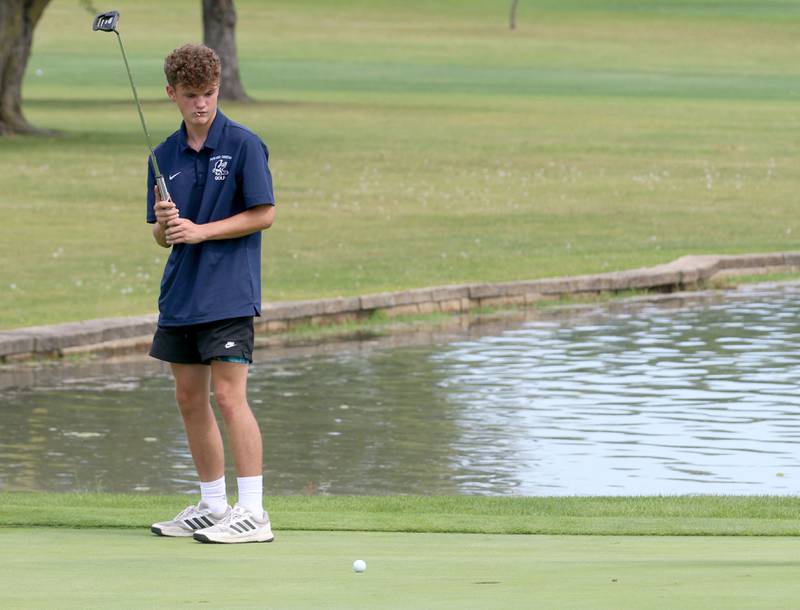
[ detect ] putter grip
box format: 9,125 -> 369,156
155,175 -> 170,201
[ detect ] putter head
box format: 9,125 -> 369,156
92,10 -> 119,32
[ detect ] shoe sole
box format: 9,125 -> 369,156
193,532 -> 275,544
151,526 -> 195,537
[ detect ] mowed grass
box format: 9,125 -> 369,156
4,492 -> 800,536
3,0 -> 800,328
4,529 -> 800,610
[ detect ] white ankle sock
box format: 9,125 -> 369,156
199,476 -> 228,514
237,475 -> 263,515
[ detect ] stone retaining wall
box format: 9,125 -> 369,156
2,252 -> 798,362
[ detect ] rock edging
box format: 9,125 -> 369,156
2,252 -> 798,362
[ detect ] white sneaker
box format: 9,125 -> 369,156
193,503 -> 274,544
151,501 -> 230,537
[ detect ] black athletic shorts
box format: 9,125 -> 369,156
149,316 -> 254,365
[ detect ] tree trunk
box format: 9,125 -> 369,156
202,0 -> 251,102
509,0 -> 519,30
0,0 -> 52,135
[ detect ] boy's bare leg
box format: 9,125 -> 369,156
149,364 -> 228,537
190,360 -> 273,542
171,363 -> 225,481
210,360 -> 262,476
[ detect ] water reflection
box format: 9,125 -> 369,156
1,284 -> 799,495
436,292 -> 800,494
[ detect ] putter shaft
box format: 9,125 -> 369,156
114,31 -> 170,201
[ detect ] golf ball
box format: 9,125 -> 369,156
35,69 -> 43,77
353,559 -> 367,573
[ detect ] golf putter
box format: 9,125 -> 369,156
92,10 -> 170,201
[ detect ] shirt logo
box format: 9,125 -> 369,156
212,159 -> 230,181
168,171 -> 181,180
225,341 -> 236,349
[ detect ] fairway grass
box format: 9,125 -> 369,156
2,529 -> 799,609
3,0 -> 800,328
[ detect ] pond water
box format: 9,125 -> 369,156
2,284 -> 799,496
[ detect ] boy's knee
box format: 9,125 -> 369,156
213,385 -> 246,416
175,387 -> 209,415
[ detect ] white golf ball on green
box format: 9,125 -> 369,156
353,559 -> 367,573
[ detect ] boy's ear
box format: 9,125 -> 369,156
166,84 -> 176,101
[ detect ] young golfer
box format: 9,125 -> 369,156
146,43 -> 276,543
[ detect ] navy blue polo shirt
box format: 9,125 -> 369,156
146,110 -> 275,327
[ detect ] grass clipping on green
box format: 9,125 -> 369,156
2,493 -> 800,536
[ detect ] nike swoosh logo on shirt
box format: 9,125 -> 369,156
169,172 -> 181,180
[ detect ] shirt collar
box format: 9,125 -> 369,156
179,109 -> 228,152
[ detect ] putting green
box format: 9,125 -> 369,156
1,529 -> 797,609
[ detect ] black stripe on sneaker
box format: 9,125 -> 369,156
184,519 -> 196,529
191,518 -> 206,530
230,523 -> 244,533
243,520 -> 256,531
201,516 -> 214,527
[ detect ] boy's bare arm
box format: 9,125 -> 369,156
152,222 -> 170,248
164,204 -> 275,245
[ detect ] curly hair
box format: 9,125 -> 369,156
164,44 -> 221,90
